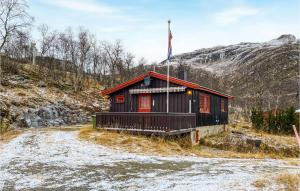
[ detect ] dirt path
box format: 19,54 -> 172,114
0,129 -> 299,191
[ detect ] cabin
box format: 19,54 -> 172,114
96,71 -> 234,135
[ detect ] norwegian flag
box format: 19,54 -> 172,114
168,21 -> 173,60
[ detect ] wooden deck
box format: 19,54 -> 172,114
94,112 -> 196,135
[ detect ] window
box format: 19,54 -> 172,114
221,99 -> 225,112
199,94 -> 210,113
138,94 -> 151,112
116,95 -> 124,103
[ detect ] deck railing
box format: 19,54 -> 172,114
95,112 -> 196,133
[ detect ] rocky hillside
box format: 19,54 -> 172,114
0,64 -> 109,129
167,34 -> 299,116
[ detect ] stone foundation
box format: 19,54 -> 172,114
191,125 -> 225,145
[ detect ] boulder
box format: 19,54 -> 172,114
246,137 -> 262,148
38,81 -> 46,88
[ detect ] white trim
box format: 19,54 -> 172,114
129,87 -> 186,94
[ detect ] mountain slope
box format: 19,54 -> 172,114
168,34 -> 299,115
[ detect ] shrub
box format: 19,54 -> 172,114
251,106 -> 299,135
251,108 -> 264,131
267,111 -> 276,133
284,106 -> 296,134
0,56 -> 21,76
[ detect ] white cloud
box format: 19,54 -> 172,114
214,6 -> 260,25
45,0 -> 117,14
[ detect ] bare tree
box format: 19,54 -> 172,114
57,31 -> 72,80
0,0 -> 33,51
38,24 -> 56,57
124,52 -> 134,81
99,50 -> 109,83
102,40 -> 125,86
91,38 -> 101,80
75,28 -> 91,91
4,29 -> 30,58
134,57 -> 148,75
0,17 -> 141,91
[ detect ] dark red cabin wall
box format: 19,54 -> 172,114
110,88 -> 130,112
108,76 -> 228,126
192,90 -> 228,126
109,77 -> 181,112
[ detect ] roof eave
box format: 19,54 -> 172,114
100,71 -> 234,99
100,73 -> 148,96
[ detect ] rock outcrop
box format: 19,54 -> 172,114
0,69 -> 109,129
17,103 -> 90,128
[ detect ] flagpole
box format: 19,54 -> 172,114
167,59 -> 169,113
167,20 -> 170,113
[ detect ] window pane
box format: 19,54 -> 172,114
140,95 -> 150,109
200,95 -> 210,113
221,99 -> 225,112
116,95 -> 124,103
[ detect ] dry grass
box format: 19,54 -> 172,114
286,160 -> 300,166
229,122 -> 297,146
253,179 -> 269,189
17,91 -> 26,96
253,172 -> 300,191
201,135 -> 292,159
79,125 -> 190,156
78,125 -> 291,158
0,130 -> 22,143
226,121 -> 299,158
276,173 -> 300,191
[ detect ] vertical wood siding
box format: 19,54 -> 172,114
109,77 -> 228,126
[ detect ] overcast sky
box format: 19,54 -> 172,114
28,0 -> 300,63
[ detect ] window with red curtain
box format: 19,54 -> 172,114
199,94 -> 210,113
138,94 -> 151,112
221,99 -> 225,112
116,95 -> 124,103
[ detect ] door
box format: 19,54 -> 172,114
138,94 -> 151,112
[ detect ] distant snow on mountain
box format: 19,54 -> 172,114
163,34 -> 299,111
169,34 -> 298,76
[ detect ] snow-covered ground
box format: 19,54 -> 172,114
0,129 -> 299,191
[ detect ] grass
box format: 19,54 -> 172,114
204,121 -> 300,158
0,130 -> 22,143
254,172 -> 300,191
230,122 -> 297,146
78,125 -> 293,159
276,173 -> 300,191
79,125 -> 190,156
286,160 -> 300,166
200,133 -> 292,159
253,179 -> 269,189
